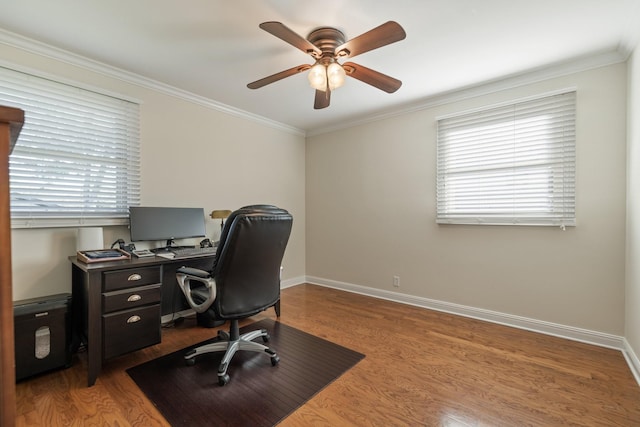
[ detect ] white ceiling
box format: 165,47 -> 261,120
1,0 -> 639,134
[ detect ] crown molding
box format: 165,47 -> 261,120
0,27 -> 630,140
307,48 -> 628,137
0,28 -> 306,137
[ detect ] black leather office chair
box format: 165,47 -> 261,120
175,205 -> 293,386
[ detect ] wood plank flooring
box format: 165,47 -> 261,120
15,284 -> 640,426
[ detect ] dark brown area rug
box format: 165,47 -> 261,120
127,319 -> 365,427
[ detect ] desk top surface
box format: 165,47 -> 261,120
69,252 -> 214,272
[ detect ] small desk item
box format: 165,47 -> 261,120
155,252 -> 175,259
132,249 -> 155,258
77,249 -> 130,263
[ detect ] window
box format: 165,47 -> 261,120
0,66 -> 140,228
436,91 -> 576,227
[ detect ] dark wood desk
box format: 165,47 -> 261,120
70,253 -> 214,386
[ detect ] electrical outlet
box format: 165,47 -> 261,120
393,275 -> 400,287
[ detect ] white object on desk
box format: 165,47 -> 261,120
155,252 -> 175,259
76,227 -> 104,251
132,249 -> 155,258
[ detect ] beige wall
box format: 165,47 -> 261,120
2,37 -> 633,344
306,63 -> 627,335
2,43 -> 306,301
627,48 -> 640,358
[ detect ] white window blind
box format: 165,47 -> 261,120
436,91 -> 576,226
0,66 -> 140,228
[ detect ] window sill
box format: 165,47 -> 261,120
11,217 -> 128,229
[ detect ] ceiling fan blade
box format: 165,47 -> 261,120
335,21 -> 406,59
343,62 -> 402,93
314,88 -> 331,109
247,64 -> 311,89
259,22 -> 323,58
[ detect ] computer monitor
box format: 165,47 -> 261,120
129,206 -> 206,249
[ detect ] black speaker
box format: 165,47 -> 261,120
14,293 -> 72,381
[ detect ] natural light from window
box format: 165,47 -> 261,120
436,91 -> 575,226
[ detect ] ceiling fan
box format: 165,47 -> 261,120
247,21 -> 406,109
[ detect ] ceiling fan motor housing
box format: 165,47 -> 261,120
307,27 -> 347,61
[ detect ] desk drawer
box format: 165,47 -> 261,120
103,266 -> 161,292
103,304 -> 161,359
102,284 -> 160,314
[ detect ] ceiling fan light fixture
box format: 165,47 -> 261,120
327,62 -> 346,90
249,21 -> 406,108
308,63 -> 327,91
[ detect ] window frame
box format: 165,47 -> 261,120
0,65 -> 141,229
435,90 -> 576,227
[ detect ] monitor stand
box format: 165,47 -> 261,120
150,239 -> 195,253
150,239 -> 175,253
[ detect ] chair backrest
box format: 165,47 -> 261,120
212,205 -> 292,319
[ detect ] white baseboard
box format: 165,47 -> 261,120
304,276 -> 640,387
623,338 -> 640,386
161,308 -> 195,325
304,276 -> 640,388
281,275 -> 306,289
304,275 -> 627,350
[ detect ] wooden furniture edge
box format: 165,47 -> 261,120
0,105 -> 24,426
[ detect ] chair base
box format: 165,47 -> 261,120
184,320 -> 279,386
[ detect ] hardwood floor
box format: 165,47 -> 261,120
15,284 -> 640,426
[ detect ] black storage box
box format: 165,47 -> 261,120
14,293 -> 72,381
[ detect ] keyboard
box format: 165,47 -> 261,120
170,246 -> 217,257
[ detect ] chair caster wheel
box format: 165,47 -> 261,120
271,355 -> 280,366
185,357 -> 196,366
218,374 -> 230,386
262,332 -> 270,343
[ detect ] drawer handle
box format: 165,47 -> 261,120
127,274 -> 142,281
127,294 -> 141,302
127,315 -> 141,323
